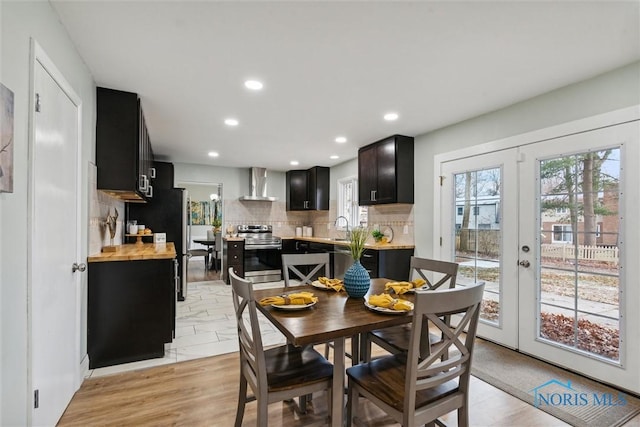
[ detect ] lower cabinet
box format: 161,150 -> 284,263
224,239 -> 244,284
360,248 -> 414,280
88,259 -> 175,369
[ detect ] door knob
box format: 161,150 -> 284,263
72,262 -> 86,273
518,260 -> 530,268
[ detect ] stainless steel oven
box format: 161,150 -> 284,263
237,225 -> 282,283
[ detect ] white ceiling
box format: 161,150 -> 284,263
50,1 -> 640,171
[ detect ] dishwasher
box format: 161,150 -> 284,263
333,247 -> 353,279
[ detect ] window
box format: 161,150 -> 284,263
552,224 -> 573,243
473,206 -> 480,215
457,206 -> 463,215
555,207 -> 569,215
338,177 -> 366,228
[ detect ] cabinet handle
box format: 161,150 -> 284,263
149,167 -> 156,179
363,253 -> 373,258
139,174 -> 148,192
146,185 -> 153,198
371,190 -> 377,201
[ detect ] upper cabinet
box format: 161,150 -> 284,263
96,87 -> 155,202
286,166 -> 330,211
358,135 -> 414,205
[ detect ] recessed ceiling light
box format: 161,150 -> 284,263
290,160 -> 299,166
208,151 -> 219,157
330,155 -> 339,160
224,118 -> 239,126
384,112 -> 399,121
244,80 -> 263,90
335,136 -> 347,143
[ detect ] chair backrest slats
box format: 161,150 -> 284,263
404,282 -> 485,414
282,253 -> 330,287
229,268 -> 268,390
410,256 -> 459,290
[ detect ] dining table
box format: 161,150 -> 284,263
253,277 -> 416,427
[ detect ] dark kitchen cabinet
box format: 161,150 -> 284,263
96,87 -> 155,202
224,239 -> 245,284
360,248 -> 414,280
286,166 -> 329,211
358,135 -> 414,205
88,258 -> 175,368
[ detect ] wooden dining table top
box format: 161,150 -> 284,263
253,278 -> 415,347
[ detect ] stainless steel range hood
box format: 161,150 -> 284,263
239,167 -> 278,201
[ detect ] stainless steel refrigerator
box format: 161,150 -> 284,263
127,188 -> 189,301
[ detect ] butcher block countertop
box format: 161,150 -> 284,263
88,242 -> 176,263
279,236 -> 414,250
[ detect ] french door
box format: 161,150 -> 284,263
439,120 -> 640,392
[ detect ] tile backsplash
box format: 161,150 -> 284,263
222,199 -> 414,245
88,163 -> 124,255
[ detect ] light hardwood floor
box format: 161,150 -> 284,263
59,343 -> 640,427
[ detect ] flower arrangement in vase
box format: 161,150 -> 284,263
343,226 -> 371,298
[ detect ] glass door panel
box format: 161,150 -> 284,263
519,122 -> 638,392
440,150 -> 519,348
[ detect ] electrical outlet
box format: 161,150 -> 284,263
403,225 -> 409,234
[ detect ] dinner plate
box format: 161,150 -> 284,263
271,300 -> 317,310
364,300 -> 413,314
311,280 -> 343,291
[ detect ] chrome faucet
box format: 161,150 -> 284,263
335,215 -> 350,240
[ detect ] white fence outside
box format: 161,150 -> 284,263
540,243 -> 619,265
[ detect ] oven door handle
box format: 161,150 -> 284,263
245,244 -> 282,250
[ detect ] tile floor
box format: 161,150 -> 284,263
87,280 -> 285,378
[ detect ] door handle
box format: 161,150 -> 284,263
518,260 -> 530,268
72,262 -> 86,273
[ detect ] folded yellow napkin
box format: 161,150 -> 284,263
318,276 -> 345,292
384,278 -> 428,294
368,293 -> 412,311
259,292 -> 318,306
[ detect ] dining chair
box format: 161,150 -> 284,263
210,231 -> 222,271
346,281 -> 485,427
229,268 -> 333,427
363,257 -> 459,361
282,253 -> 330,288
187,248 -> 210,272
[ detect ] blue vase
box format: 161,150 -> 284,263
343,260 -> 370,298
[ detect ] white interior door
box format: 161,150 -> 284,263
439,119 -> 640,393
31,47 -> 82,425
440,149 -> 519,348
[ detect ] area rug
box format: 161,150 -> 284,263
470,339 -> 640,427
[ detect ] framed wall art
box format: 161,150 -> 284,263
0,82 -> 14,193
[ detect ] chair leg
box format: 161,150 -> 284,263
458,405 -> 469,427
346,382 -> 358,427
235,376 -> 247,427
257,396 -> 268,427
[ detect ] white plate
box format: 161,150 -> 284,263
271,300 -> 317,310
311,280 -> 343,290
364,300 -> 413,314
311,280 -> 329,290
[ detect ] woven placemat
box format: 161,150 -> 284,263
471,339 -> 640,427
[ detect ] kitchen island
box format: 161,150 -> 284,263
88,243 -> 177,369
280,236 -> 415,280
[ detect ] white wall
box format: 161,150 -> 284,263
413,61 -> 640,258
0,2 -> 95,424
